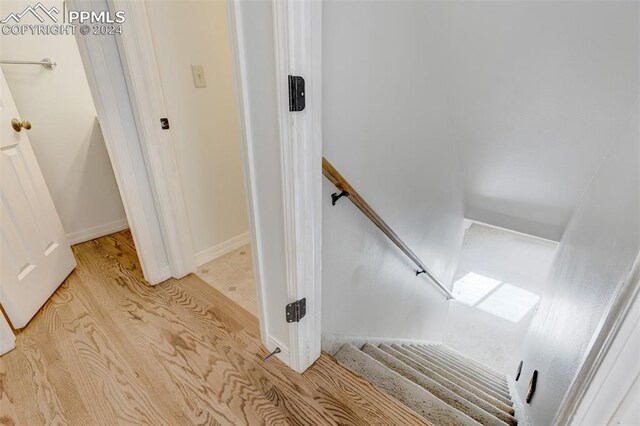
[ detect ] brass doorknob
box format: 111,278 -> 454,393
11,119 -> 31,132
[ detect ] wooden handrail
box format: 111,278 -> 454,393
322,157 -> 455,300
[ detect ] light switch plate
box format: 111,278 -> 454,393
191,65 -> 207,88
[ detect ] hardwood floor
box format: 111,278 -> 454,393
0,231 -> 427,425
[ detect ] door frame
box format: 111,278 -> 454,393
226,0 -> 323,372
70,0 -> 174,284
272,0 -> 323,371
70,0 -> 323,372
554,253 -> 640,424
109,0 -> 196,280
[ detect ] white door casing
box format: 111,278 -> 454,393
0,71 -> 76,329
227,0 -> 322,372
0,312 -> 15,355
272,0 -> 323,372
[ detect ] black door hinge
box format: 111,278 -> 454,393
288,75 -> 305,112
285,298 -> 306,323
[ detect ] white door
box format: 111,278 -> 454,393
0,71 -> 76,330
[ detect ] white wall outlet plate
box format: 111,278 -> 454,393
191,65 -> 207,88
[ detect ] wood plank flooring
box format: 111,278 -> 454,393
0,231 -> 428,425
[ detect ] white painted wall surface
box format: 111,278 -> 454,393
516,108 -> 639,425
437,1 -> 639,241
0,0 -> 127,244
145,1 -> 248,259
233,0 -> 289,350
321,1 -> 465,341
443,223 -> 557,374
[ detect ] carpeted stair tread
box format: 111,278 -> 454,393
405,345 -> 513,403
390,344 -> 515,415
362,344 -> 514,426
417,345 -> 510,392
334,344 -> 482,426
379,344 -> 517,425
434,345 -> 509,380
425,345 -> 509,388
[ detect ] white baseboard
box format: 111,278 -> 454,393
66,218 -> 129,246
195,232 -> 251,266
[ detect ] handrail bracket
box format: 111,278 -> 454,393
331,190 -> 350,206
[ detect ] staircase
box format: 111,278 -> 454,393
334,343 -> 519,426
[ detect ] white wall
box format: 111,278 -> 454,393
443,224 -> 557,374
515,107 -> 639,425
321,1 -> 466,341
1,0 -> 127,244
436,1 -> 639,241
145,1 -> 248,260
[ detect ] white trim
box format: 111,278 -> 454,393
109,0 -> 196,279
156,265 -> 172,283
571,287 -> 640,425
227,0 -> 322,372
466,219 -> 560,245
273,0 -> 323,373
226,0 -> 270,347
70,0 -> 170,285
195,233 -> 251,266
555,254 -> 640,424
0,312 -> 15,356
66,218 -> 129,246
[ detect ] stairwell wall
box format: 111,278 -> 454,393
321,1 -> 465,342
515,109 -> 640,425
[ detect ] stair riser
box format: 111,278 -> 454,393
433,345 -> 509,381
421,346 -> 510,390
412,346 -> 511,398
405,346 -> 513,406
363,344 -> 510,426
379,345 -> 517,426
427,346 -> 508,386
391,344 -> 515,415
334,345 -> 480,426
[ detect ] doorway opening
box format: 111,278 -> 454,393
140,0 -> 257,315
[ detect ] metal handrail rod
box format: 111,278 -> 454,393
322,157 -> 455,300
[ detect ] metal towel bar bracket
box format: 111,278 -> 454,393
0,58 -> 56,70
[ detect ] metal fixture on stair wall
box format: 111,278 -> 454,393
331,190 -> 349,205
322,157 -> 455,300
515,360 -> 523,381
526,370 -> 538,403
